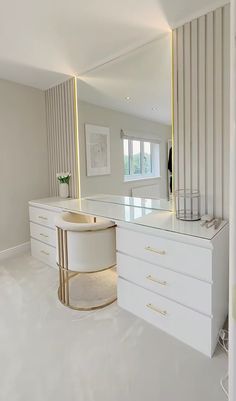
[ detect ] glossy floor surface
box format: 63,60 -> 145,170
0,252 -> 227,401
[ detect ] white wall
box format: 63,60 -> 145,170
78,100 -> 172,198
0,79 -> 49,252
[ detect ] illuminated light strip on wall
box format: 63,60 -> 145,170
171,30 -> 175,211
73,76 -> 81,199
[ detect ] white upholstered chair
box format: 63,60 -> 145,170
55,212 -> 117,310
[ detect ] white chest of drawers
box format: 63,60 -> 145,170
29,202 -> 61,268
116,223 -> 229,357
28,197 -> 229,357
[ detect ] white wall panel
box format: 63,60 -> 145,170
223,4 -> 230,220
173,4 -> 230,219
45,78 -> 79,198
214,7 -> 223,218
177,26 -> 185,192
191,20 -> 199,194
198,15 -> 206,215
206,12 -> 214,217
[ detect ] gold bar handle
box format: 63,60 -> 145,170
146,275 -> 167,286
145,246 -> 165,255
41,250 -> 50,256
38,215 -> 48,221
40,233 -> 49,238
146,303 -> 167,316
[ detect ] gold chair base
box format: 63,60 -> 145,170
56,227 -> 117,311
57,265 -> 117,311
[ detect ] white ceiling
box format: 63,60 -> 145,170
0,0 -> 228,90
77,35 -> 172,125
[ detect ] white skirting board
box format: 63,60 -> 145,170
0,242 -> 30,261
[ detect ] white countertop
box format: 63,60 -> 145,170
29,196 -> 227,240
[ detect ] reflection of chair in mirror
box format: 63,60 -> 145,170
55,212 -> 117,310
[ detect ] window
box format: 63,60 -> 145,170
123,138 -> 160,181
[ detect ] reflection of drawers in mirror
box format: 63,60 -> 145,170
29,205 -> 60,268
116,224 -> 229,357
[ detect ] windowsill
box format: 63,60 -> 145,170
124,176 -> 161,183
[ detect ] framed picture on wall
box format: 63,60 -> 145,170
85,124 -> 111,176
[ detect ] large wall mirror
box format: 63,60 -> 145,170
77,33 -> 172,203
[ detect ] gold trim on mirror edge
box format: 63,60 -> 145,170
171,30 -> 175,212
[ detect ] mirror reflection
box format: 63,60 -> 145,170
77,34 -> 172,209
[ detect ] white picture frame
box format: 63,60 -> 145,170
85,124 -> 111,176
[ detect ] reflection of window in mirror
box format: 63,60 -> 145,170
123,138 -> 160,182
77,33 -> 172,199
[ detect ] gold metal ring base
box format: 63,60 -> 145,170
56,227 -> 117,311
58,265 -> 117,311
58,288 -> 117,311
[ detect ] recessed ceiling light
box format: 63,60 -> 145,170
152,106 -> 158,111
125,96 -> 131,101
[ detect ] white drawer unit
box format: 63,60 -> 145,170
116,223 -> 229,357
31,238 -> 57,268
116,227 -> 212,281
30,222 -> 56,247
118,278 -> 212,356
29,206 -> 58,228
29,202 -> 60,269
117,253 -> 212,315
28,197 -> 229,357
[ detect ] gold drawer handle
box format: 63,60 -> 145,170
38,215 -> 48,221
40,250 -> 50,256
146,275 -> 167,286
145,246 -> 165,255
146,303 -> 167,316
40,233 -> 49,238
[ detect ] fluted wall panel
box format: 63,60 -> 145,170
173,4 -> 230,219
45,78 -> 79,198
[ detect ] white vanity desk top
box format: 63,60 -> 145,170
29,196 -> 227,241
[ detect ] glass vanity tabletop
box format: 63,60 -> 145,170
30,195 -> 227,240
85,194 -> 173,212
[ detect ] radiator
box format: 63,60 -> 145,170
131,184 -> 160,199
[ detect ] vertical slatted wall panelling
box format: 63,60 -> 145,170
173,4 -> 230,219
45,78 -> 80,198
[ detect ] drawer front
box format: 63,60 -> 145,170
117,253 -> 212,315
118,278 -> 212,356
29,206 -> 58,228
30,222 -> 56,247
31,238 -> 57,268
116,227 -> 212,281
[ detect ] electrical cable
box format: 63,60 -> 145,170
218,329 -> 229,398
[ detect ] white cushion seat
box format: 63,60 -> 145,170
55,212 -> 115,231
55,212 -> 116,272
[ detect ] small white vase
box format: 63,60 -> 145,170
59,183 -> 69,198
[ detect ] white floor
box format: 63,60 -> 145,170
0,252 -> 228,401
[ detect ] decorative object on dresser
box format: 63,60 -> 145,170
55,212 -> 117,310
175,189 -> 201,221
57,172 -> 71,198
85,124 -> 111,176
